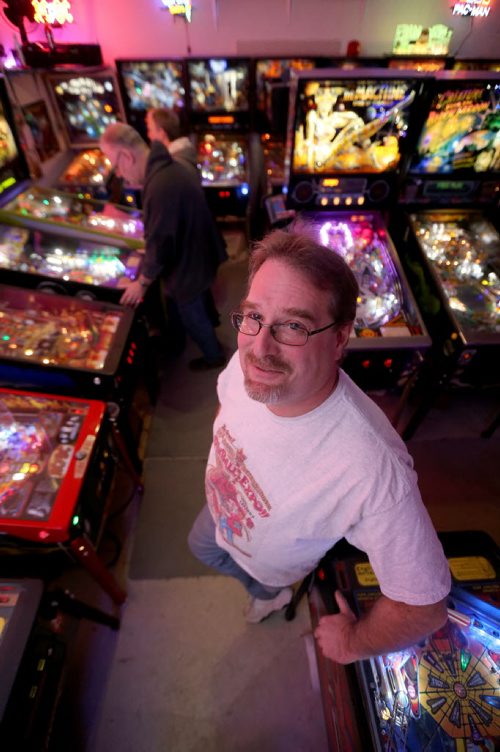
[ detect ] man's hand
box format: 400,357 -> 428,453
120,279 -> 144,307
314,591 -> 359,665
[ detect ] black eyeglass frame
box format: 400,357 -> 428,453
230,311 -> 338,346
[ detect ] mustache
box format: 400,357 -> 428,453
245,353 -> 292,373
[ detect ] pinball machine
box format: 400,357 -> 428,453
186,56 -> 263,226
0,184 -> 144,250
309,532 -> 500,751
0,576 -> 66,749
391,70 -> 500,436
0,223 -> 143,303
0,282 -> 140,398
46,67 -> 137,206
115,57 -> 188,141
280,68 -> 433,389
0,579 -> 46,725
0,387 -> 126,605
254,57 -> 382,196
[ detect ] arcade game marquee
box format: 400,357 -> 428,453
394,71 -> 500,403
282,68 -> 432,389
0,387 -> 126,604
309,533 -> 500,751
115,57 -> 188,141
386,23 -> 454,73
186,57 -> 263,224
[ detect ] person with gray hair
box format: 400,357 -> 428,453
100,122 -> 226,370
146,108 -> 200,182
188,227 -> 450,662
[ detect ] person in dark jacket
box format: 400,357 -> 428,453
146,108 -> 200,183
100,123 -> 226,370
146,108 -> 221,328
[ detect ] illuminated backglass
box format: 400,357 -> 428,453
0,78 -> 29,201
291,76 -> 420,175
410,79 -> 500,175
187,58 -> 250,113
116,59 -> 186,112
48,71 -> 124,147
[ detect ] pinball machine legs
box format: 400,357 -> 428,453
106,402 -> 144,489
283,543 -> 347,621
481,409 -> 500,438
394,349 -> 500,441
68,535 -> 127,607
42,586 -> 121,630
391,352 -> 445,441
284,571 -> 316,621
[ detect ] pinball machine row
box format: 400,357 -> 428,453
0,76 -> 150,453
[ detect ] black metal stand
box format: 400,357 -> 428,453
284,572 -> 315,621
41,588 -> 120,630
107,402 -> 144,485
481,410 -> 500,439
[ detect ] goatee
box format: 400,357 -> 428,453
243,353 -> 291,404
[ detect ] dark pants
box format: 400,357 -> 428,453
188,504 -> 282,600
177,293 -> 224,363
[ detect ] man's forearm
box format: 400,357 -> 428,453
315,591 -> 449,665
350,595 -> 448,659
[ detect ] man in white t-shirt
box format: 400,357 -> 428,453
188,228 -> 450,664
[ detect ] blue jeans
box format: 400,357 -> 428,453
176,294 -> 224,363
188,504 -> 282,600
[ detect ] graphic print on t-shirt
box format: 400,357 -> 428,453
205,424 -> 271,556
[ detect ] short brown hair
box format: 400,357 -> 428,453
148,108 -> 181,141
248,226 -> 359,326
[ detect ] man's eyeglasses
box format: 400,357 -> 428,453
230,311 -> 337,347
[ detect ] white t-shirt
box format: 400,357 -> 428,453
205,353 -> 451,605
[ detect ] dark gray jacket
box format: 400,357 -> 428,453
142,141 -> 227,303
